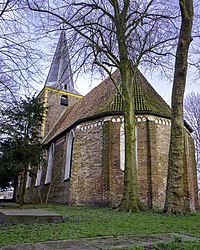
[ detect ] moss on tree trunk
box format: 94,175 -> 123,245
119,68 -> 142,212
164,0 -> 193,215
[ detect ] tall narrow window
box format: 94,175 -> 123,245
26,163 -> 32,188
26,173 -> 32,188
120,123 -> 125,171
60,95 -> 68,106
45,143 -> 55,184
64,130 -> 74,180
35,163 -> 43,187
120,123 -> 138,171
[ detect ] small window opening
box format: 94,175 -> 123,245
60,95 -> 69,106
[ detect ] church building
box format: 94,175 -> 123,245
25,31 -> 199,211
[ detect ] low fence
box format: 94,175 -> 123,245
0,190 -> 13,200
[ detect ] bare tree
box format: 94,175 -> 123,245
189,1 -> 200,79
164,0 -> 194,215
25,0 -> 182,212
184,92 -> 200,188
0,0 -> 50,106
0,58 -> 18,109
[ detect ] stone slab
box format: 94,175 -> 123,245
0,209 -> 63,224
83,233 -> 200,249
0,241 -> 98,250
0,233 -> 199,250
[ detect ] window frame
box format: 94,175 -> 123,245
60,94 -> 69,106
64,130 -> 74,180
45,143 -> 55,184
120,122 -> 138,171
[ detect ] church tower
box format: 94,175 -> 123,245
38,31 -> 82,138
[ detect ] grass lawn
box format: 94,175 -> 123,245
0,204 -> 200,248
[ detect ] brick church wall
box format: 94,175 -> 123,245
153,118 -> 171,209
102,115 -> 171,209
45,137 -> 71,204
137,120 -> 151,208
68,115 -> 172,209
69,119 -> 105,206
25,136 -> 71,204
69,116 -> 125,208
102,118 -> 124,207
185,131 -> 199,210
24,115 -> 199,211
25,181 -> 41,204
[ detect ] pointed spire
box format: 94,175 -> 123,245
45,31 -> 79,95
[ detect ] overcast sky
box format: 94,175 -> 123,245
75,70 -> 199,106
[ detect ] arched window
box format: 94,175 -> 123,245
45,143 -> 55,184
64,130 -> 74,180
60,95 -> 68,106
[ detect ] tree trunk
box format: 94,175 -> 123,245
119,67 -> 142,212
19,164 -> 28,207
164,0 -> 193,215
19,168 -> 25,207
12,178 -> 18,202
113,1 -> 142,211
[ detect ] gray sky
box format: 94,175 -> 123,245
75,71 -> 199,106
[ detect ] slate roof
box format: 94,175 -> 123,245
43,70 -> 171,144
45,31 -> 80,95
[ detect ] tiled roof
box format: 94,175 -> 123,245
85,70 -> 171,116
43,70 -> 171,144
